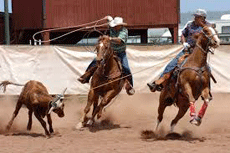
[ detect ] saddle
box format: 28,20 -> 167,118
174,53 -> 217,84
105,55 -> 123,80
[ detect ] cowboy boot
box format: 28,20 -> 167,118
147,72 -> 171,92
125,76 -> 135,95
147,82 -> 163,92
78,66 -> 97,84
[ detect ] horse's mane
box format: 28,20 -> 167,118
96,35 -> 110,49
192,25 -> 217,41
98,35 -> 110,43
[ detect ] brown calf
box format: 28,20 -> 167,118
0,80 -> 67,137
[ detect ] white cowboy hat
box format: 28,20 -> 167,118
109,17 -> 127,27
193,9 -> 207,17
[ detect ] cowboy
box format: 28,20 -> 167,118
147,9 -> 211,92
78,16 -> 135,95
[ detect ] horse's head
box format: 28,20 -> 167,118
201,25 -> 220,48
95,35 -> 113,64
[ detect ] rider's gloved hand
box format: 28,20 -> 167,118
106,16 -> 113,22
183,42 -> 190,49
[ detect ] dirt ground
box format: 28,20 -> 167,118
0,93 -> 230,153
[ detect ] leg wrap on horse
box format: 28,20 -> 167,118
189,102 -> 196,117
198,101 -> 208,118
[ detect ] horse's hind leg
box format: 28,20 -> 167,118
170,97 -> 189,132
156,100 -> 168,131
156,91 -> 175,131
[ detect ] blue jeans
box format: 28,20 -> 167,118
86,51 -> 133,86
160,48 -> 211,77
160,49 -> 185,77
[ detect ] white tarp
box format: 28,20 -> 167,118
0,45 -> 229,95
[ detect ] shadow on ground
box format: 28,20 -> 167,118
141,130 -> 206,142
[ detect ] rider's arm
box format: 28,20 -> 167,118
110,27 -> 128,45
181,34 -> 190,49
110,37 -> 122,44
181,34 -> 186,44
181,23 -> 190,48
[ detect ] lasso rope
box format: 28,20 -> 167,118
101,65 -> 160,111
90,46 -> 184,90
90,64 -> 158,91
32,16 -> 108,43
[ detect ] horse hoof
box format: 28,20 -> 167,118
190,117 -> 202,126
195,117 -> 202,126
126,88 -> 135,95
190,117 -> 197,125
75,122 -> 84,130
87,119 -> 94,126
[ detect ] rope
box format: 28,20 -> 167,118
90,64 -> 157,90
98,64 -> 157,111
32,16 -> 108,43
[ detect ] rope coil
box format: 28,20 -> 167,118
32,16 -> 109,43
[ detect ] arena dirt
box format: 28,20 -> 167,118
0,93 -> 230,153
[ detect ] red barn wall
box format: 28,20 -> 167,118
12,0 -> 43,29
45,0 -> 179,29
11,0 -> 180,44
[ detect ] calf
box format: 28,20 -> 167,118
0,80 -> 67,137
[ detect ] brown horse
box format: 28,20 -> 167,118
156,25 -> 220,132
76,35 -> 126,129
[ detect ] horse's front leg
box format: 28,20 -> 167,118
76,90 -> 99,129
196,87 -> 211,126
183,82 -> 198,124
92,90 -> 118,120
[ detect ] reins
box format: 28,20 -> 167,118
174,28 -> 219,92
197,29 -> 218,54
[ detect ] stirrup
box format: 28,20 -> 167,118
147,82 -> 163,92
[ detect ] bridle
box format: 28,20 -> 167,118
96,38 -> 114,66
196,28 -> 218,54
96,37 -> 114,75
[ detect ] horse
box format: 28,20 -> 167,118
155,24 -> 220,132
76,35 -> 126,129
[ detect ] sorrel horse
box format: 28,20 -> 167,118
155,25 -> 220,132
76,35 -> 126,129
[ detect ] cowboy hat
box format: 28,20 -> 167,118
109,17 -> 127,27
193,9 -> 207,17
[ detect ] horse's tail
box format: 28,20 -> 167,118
0,80 -> 25,93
